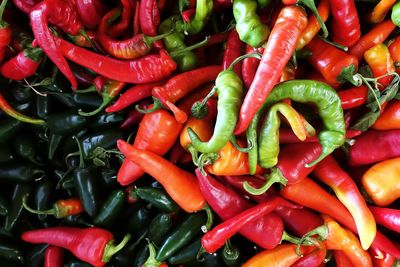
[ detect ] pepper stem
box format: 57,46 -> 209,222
78,96 -> 111,116
223,239 -> 240,262
196,246 -> 207,262
201,204 -> 214,233
79,29 -> 94,48
0,0 -> 8,28
170,36 -> 210,57
76,85 -> 97,94
230,135 -> 253,153
281,231 -> 302,245
136,98 -> 162,114
102,233 -> 132,263
296,225 -> 329,256
320,36 -> 348,51
337,65 -> 362,86
227,53 -> 262,71
143,29 -> 174,46
243,167 -> 288,195
196,151 -> 219,176
299,0 -> 328,38
22,195 -> 56,216
142,239 -> 162,267
72,136 -> 85,168
191,86 -> 217,119
0,93 -> 46,125
188,145 -> 200,166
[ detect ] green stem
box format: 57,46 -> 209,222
78,96 -> 111,117
79,29 -> 94,48
320,36 -> 348,51
102,234 -> 132,263
243,167 -> 288,195
281,231 -> 302,245
75,85 -> 97,93
144,29 -> 174,46
229,135 -> 253,153
197,152 -> 219,176
227,53 -> 262,71
202,204 -> 214,233
135,98 -> 162,114
296,225 -> 329,256
72,136 -> 84,168
0,0 -> 8,27
300,0 -> 328,38
170,36 -> 209,57
188,145 -> 200,166
191,86 -> 217,119
22,195 -> 56,216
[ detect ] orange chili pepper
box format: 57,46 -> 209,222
368,0 -> 397,24
362,157 -> 400,206
243,244 -> 314,267
296,0 -> 330,50
117,140 -> 206,212
364,43 -> 396,90
388,36 -> 400,74
373,100 -> 400,130
180,117 -> 213,150
333,250 -> 354,267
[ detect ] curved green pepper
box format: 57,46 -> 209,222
179,0 -> 213,35
33,179 -> 56,225
46,111 -> 87,136
233,0 -> 270,47
247,108 -> 262,175
133,187 -> 179,213
168,238 -> 201,265
392,2 -> 400,26
93,190 -> 125,227
148,213 -> 173,246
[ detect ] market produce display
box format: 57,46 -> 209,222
1,0 -> 400,266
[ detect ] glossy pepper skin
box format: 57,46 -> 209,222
223,29 -> 244,77
339,85 -> 369,110
179,0 -> 213,35
23,196 -> 83,218
1,47 -> 43,80
369,246 -> 396,267
373,100 -> 400,130
364,43 -> 396,89
140,0 -> 160,36
0,93 -> 45,125
44,246 -> 64,267
369,206 -> 400,233
234,6 -> 308,134
362,157 -> 400,206
233,0 -> 270,47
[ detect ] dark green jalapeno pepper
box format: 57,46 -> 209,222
0,239 -> 24,263
93,190 -> 125,228
63,214 -> 94,227
0,194 -> 9,216
126,204 -> 153,238
168,238 -> 202,265
12,133 -> 42,165
49,92 -> 76,108
72,92 -> 103,110
133,187 -> 179,213
233,0 -> 270,47
46,111 -> 87,136
35,95 -> 49,119
88,112 -> 124,131
132,240 -> 150,267
148,213 -> 173,246
0,162 -> 44,183
0,118 -> 22,143
112,232 -> 146,267
81,129 -> 124,159
156,212 -> 207,262
99,168 -> 119,188
47,133 -> 63,160
12,85 -> 33,104
4,184 -> 32,231
188,69 -> 243,153
33,179 -> 55,225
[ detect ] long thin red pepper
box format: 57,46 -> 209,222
140,0 -> 160,36
1,47 -> 43,80
329,0 -> 361,47
75,0 -> 106,29
0,93 -> 45,125
241,45 -> 261,89
201,197 -> 297,253
108,0 -> 132,38
56,38 -> 177,84
44,246 -> 64,267
280,177 -> 400,257
339,85 -> 369,110
119,100 -> 149,130
22,227 -> 131,267
333,250 -> 354,267
223,29 -> 244,77
369,206 -> 400,234
234,6 -> 308,134
313,155 -> 377,250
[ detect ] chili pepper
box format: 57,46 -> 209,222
4,184 -> 31,231
80,129 -> 124,159
140,0 -> 160,36
195,169 -> 298,250
362,157 -> 400,206
369,0 -> 395,23
333,250 -> 353,267
279,128 -> 362,143
223,29 -> 244,77
168,238 -> 201,265
125,204 -> 153,238
233,0 -> 269,47
76,0 -> 106,29
106,0 -> 132,38
349,129 -> 400,165
118,140 -> 206,212
242,46 -> 261,89
22,227 -> 131,267
56,38 -> 177,84
339,85 -> 369,110
369,206 -> 400,233
93,190 -> 125,228
0,0 -> 11,54
23,195 -> 83,219
349,20 -> 395,61
234,6 -> 308,134
0,93 -> 45,125
369,246 -> 396,267
156,212 -> 207,262
46,111 -> 87,136
44,246 -> 64,267
329,0 -> 361,47
188,67 -> 243,153
178,0 -> 213,35
119,102 -> 148,130
106,82 -> 162,113
0,239 -> 25,263
149,65 -> 221,123
0,162 -> 44,183
117,109 -> 182,185
296,0 -> 329,50
132,187 -> 179,213
142,240 -> 168,267
292,241 -> 326,267
88,113 -> 124,131
72,136 -> 100,217
202,197 -> 298,253
373,100 -> 400,130
181,8 -> 196,22
12,132 -> 41,165
280,177 -> 400,257
313,155 -> 376,250
243,244 -> 314,267
364,43 -> 396,90
306,37 -> 361,86
1,47 -> 43,80
148,213 -> 173,246
176,83 -> 215,117
393,1 -> 400,25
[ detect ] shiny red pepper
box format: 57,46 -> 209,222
1,47 -> 43,80
223,29 -> 244,77
0,0 -> 11,60
338,85 -> 369,110
389,36 -> 400,75
44,246 -> 64,267
139,0 -> 160,36
369,246 -> 396,267
75,0 -> 106,29
369,206 -> 400,234
12,0 -> 40,14
242,45 -> 261,89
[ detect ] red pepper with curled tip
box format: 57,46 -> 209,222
329,0 -> 361,47
22,227 -> 131,267
44,246 -> 64,267
56,38 -> 177,84
140,0 -> 160,36
75,0 -> 106,29
234,6 -> 308,134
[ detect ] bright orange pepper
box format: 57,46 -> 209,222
388,36 -> 400,74
368,0 -> 397,23
373,100 -> 400,130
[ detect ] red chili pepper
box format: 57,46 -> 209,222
0,93 -> 45,125
22,227 -> 131,267
195,169 -> 288,250
117,140 -> 206,212
150,65 -> 222,123
181,8 -> 196,22
349,129 -> 400,166
279,128 -> 362,143
223,29 -> 244,77
23,196 -> 84,218
44,246 -> 64,267
204,31 -> 230,47
117,109 -> 182,185
201,196 -> 297,253
338,85 -> 369,110
242,45 -> 261,89
0,47 -> 43,80
333,250 -> 353,267
108,0 -> 132,38
306,37 -> 360,86
176,83 -> 215,116
75,0 -> 106,29
372,100 -> 400,130
0,0 -> 11,55
349,20 -> 395,61
119,100 -> 149,130
305,71 -> 342,90
133,0 -> 141,35
140,0 -> 160,36
329,0 -> 361,47
56,38 -> 177,84
369,206 -> 400,234
234,6 -> 308,134
369,246 -> 396,267
12,0 -> 40,14
280,177 -> 400,257
292,242 -> 326,267
313,155 -> 376,250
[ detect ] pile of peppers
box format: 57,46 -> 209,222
1,0 -> 400,266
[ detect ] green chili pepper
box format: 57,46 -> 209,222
35,95 -> 49,119
4,184 -> 31,231
392,2 -> 400,26
148,213 -> 173,246
93,190 -> 125,227
72,92 -> 103,110
126,204 -> 153,238
0,118 -> 22,143
0,162 -> 44,183
47,111 -> 87,136
47,133 -> 63,160
222,240 -> 242,267
33,179 -> 55,225
25,244 -> 47,267
0,239 -> 24,263
168,238 -> 201,265
72,136 -> 100,217
188,69 -> 243,153
133,187 -> 179,213
247,109 -> 261,175
12,85 -> 33,104
88,112 -> 124,131
160,16 -> 198,71
0,144 -> 15,163
50,92 -> 76,108
12,133 -> 41,165
156,212 -> 207,262
0,194 -> 9,216
81,129 -> 124,159
263,80 -> 345,167
63,214 -> 94,227
179,0 -> 213,35
132,240 -> 150,267
233,0 -> 270,47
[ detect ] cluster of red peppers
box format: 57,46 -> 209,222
0,0 -> 400,266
